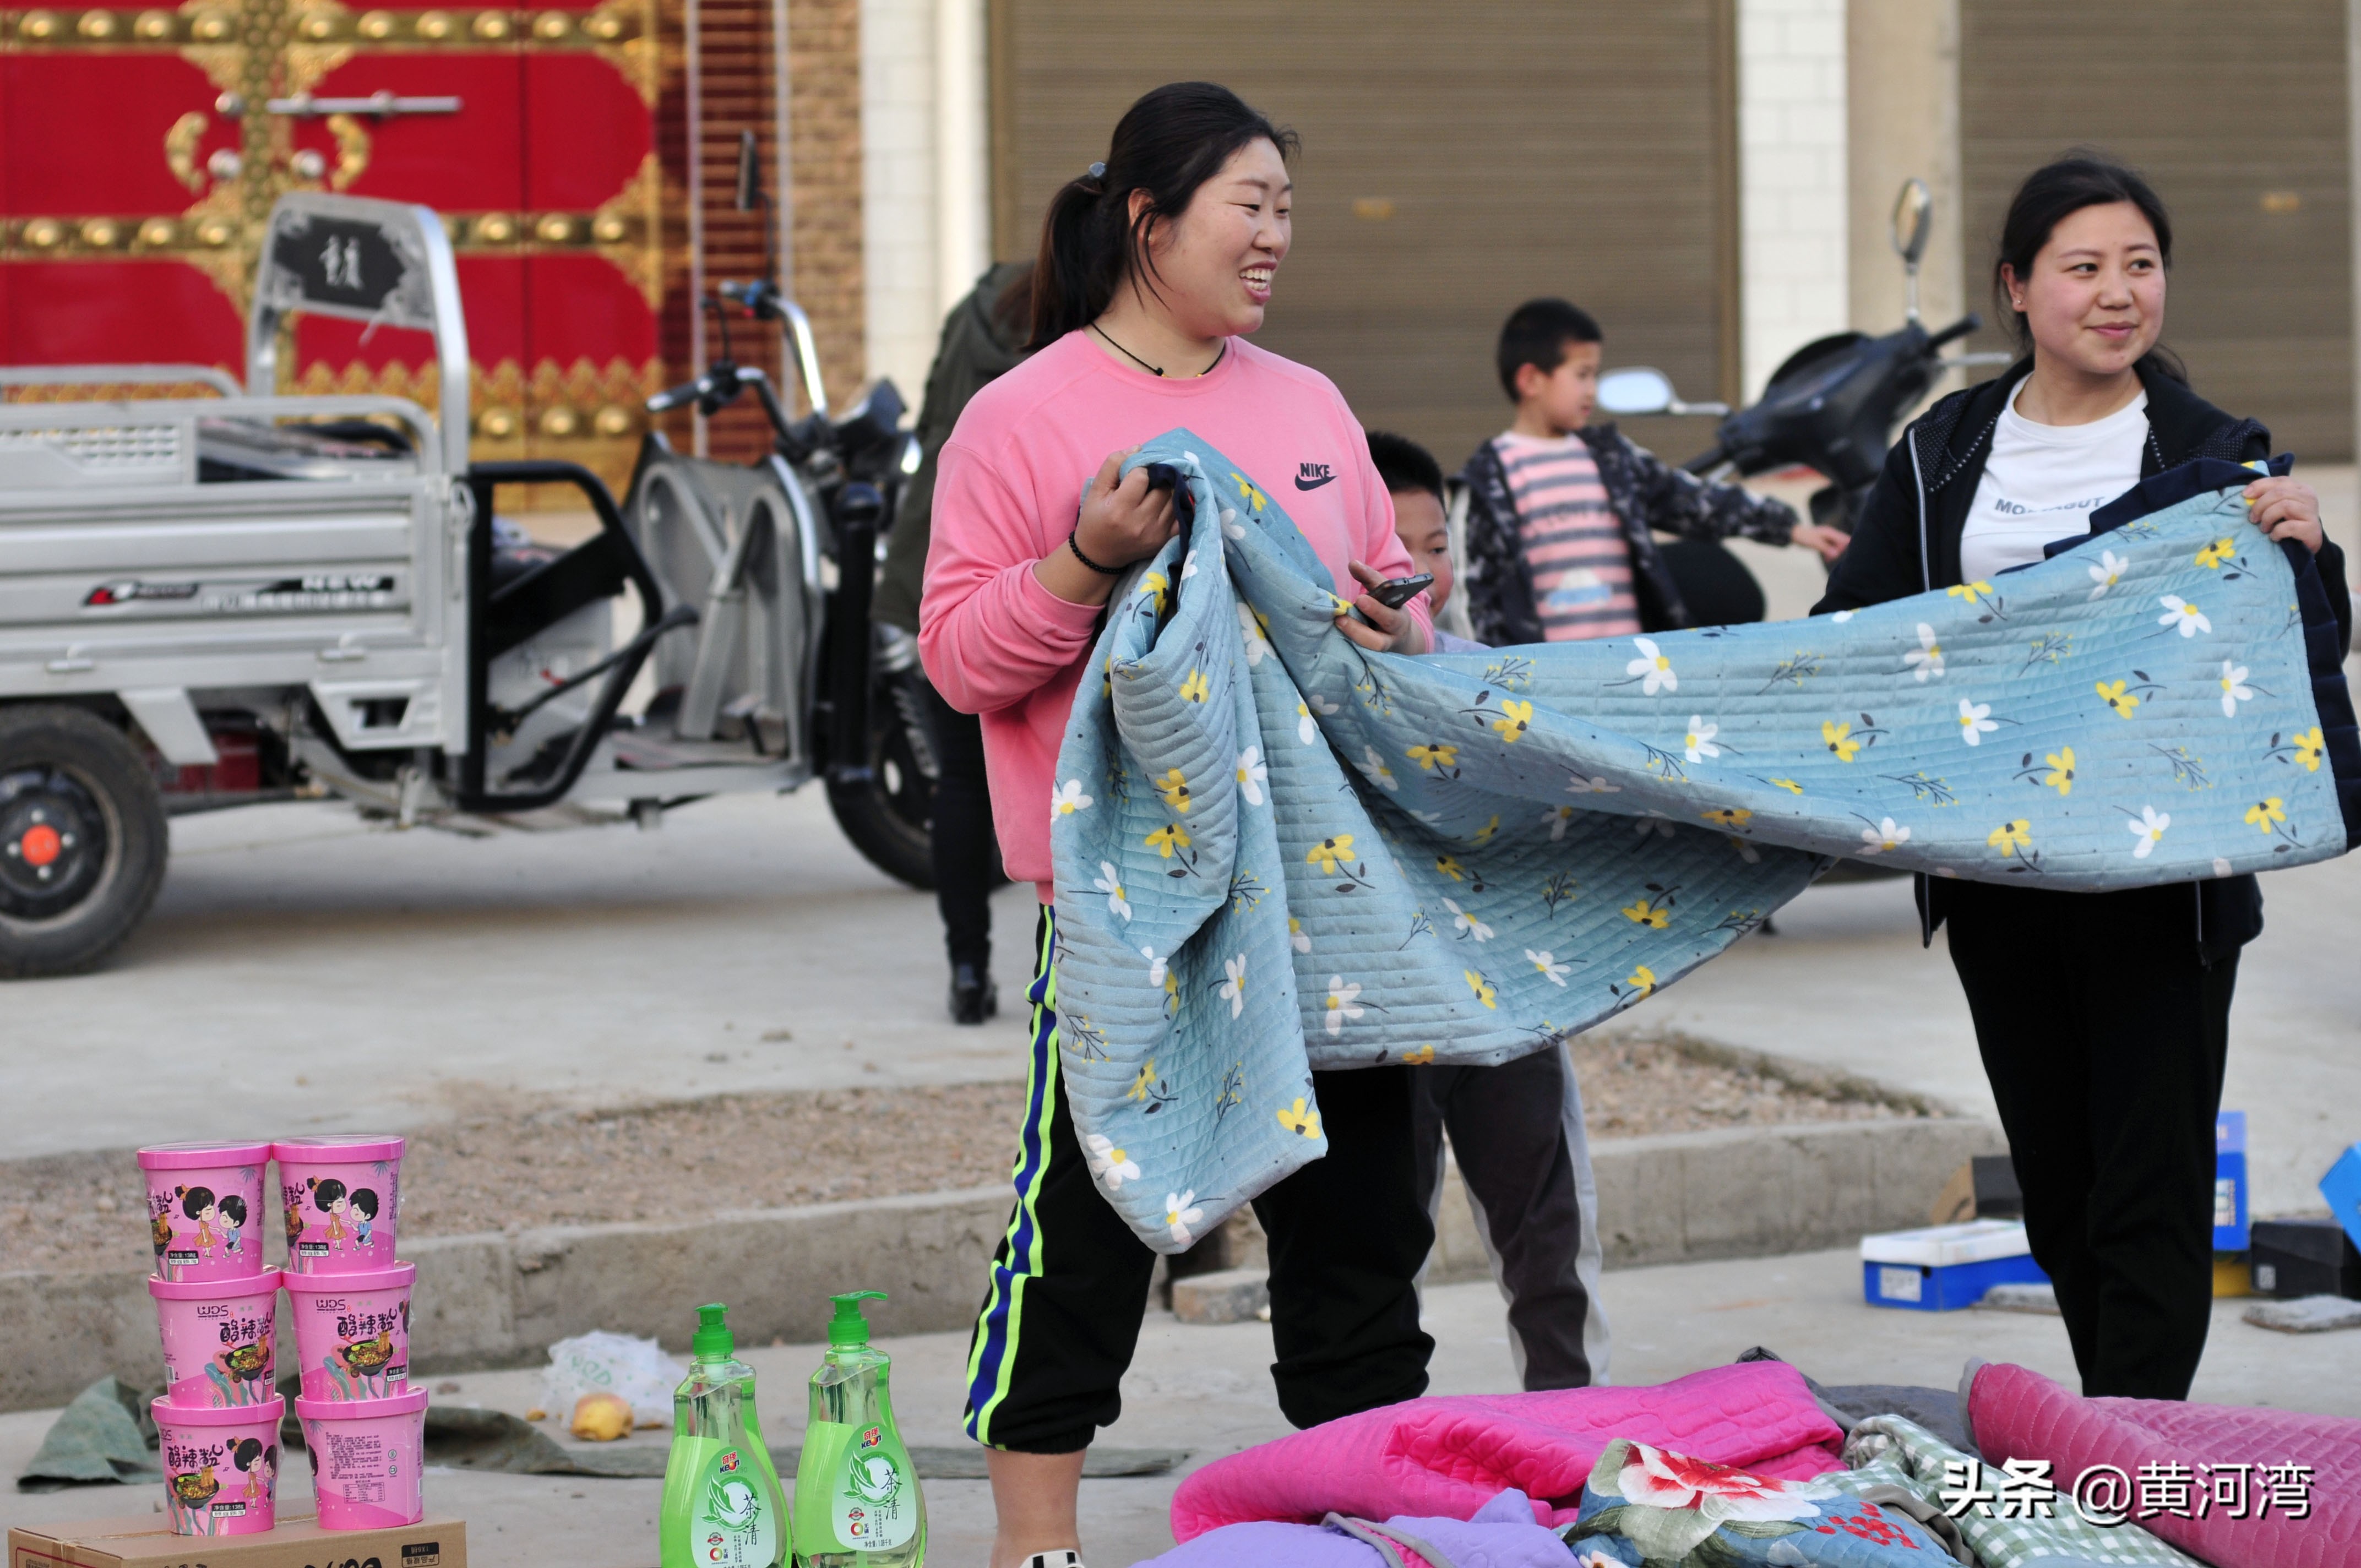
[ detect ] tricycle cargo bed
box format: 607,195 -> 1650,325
0,395 -> 462,754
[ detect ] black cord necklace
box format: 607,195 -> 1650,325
1091,322 -> 1225,378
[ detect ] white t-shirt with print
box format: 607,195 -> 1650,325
1959,382 -> 2148,583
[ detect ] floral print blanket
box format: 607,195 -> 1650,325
1047,433 -> 2358,1251
1567,1439 -> 1954,1566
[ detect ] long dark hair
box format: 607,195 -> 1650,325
1993,151 -> 2184,382
1029,81 -> 1298,350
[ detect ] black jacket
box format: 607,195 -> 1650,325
873,262 -> 1032,635
1816,358 -> 2355,961
1457,426 -> 1798,644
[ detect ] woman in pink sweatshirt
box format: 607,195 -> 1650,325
919,81 -> 1435,1568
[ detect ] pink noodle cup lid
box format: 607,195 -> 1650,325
153,1393 -> 286,1429
138,1141 -> 274,1172
274,1135 -> 406,1164
296,1386 -> 429,1422
281,1261 -> 415,1298
147,1266 -> 282,1304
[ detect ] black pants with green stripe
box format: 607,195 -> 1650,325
964,908 -> 1436,1452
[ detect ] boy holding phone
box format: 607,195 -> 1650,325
1369,429 -> 1608,1389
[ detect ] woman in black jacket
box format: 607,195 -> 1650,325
1818,155 -> 2351,1401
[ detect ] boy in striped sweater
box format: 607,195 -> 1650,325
1457,298 -> 1846,646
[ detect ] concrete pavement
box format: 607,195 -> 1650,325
6,1251 -> 2354,1567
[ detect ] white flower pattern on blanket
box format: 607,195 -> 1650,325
1045,433 -> 2354,1252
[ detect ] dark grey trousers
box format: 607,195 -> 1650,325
1410,1041 -> 1610,1389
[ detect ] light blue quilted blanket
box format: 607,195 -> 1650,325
1047,433 -> 2355,1253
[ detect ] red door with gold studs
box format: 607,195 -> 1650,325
2,0 -> 667,494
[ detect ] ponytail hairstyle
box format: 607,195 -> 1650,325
1029,81 -> 1298,350
1994,150 -> 2184,383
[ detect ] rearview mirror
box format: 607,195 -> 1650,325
735,130 -> 760,213
1596,366 -> 1676,418
1891,177 -> 1932,266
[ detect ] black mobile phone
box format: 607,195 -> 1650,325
1369,572 -> 1435,609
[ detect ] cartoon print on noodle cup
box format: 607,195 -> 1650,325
136,1141 -> 269,1282
284,1262 -> 415,1400
274,1135 -> 404,1273
298,1386 -> 429,1529
151,1395 -> 284,1536
148,1268 -> 281,1407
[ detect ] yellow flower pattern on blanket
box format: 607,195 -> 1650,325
1621,894 -> 1673,929
2041,749 -> 2076,796
1305,834 -> 1355,874
1038,433 -> 2350,1258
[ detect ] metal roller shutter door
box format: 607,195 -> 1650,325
991,0 -> 1738,473
1960,1 -> 2353,460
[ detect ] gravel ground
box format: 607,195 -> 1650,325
4,1033 -> 1916,1276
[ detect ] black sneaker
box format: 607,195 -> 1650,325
950,963 -> 998,1025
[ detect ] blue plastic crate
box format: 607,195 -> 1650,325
2216,1110 -> 2250,1251
2322,1142 -> 2361,1254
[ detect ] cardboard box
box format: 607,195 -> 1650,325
1860,1219 -> 2048,1311
2249,1217 -> 2361,1300
9,1513 -> 464,1568
2214,1111 -> 2249,1250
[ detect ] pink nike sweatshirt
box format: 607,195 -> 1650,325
918,329 -> 1427,902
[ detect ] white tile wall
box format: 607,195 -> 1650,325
1738,0 -> 1851,402
861,0 -> 942,402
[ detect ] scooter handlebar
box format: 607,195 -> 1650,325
645,378 -> 706,413
1925,313 -> 1982,352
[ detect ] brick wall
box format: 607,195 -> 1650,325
1738,0 -> 1849,400
655,0 -> 865,462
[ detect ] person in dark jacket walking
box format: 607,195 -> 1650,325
1457,297 -> 1847,646
875,260 -> 1034,1023
1818,155 -> 2352,1401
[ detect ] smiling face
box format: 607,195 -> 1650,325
1127,137 -> 1292,339
2005,200 -> 2165,379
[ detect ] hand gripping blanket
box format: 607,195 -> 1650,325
1048,435 -> 2359,1250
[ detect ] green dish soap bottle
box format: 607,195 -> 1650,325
660,1303 -> 791,1568
791,1291 -> 925,1566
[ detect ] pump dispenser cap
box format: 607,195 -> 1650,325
692,1302 -> 735,1361
828,1290 -> 888,1347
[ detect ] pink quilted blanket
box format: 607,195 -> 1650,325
1169,1362 -> 1845,1540
1970,1361 -> 2361,1568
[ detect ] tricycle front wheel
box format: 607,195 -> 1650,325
0,704 -> 169,978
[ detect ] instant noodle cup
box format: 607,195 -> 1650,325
274,1135 -> 404,1275
137,1141 -> 270,1282
152,1395 -> 284,1536
148,1268 -> 281,1408
284,1262 -> 414,1401
297,1387 -> 429,1530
